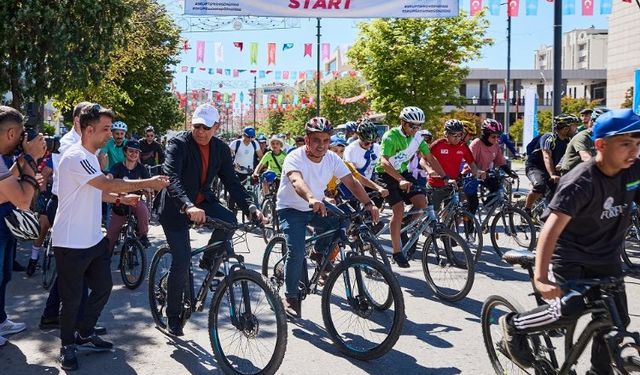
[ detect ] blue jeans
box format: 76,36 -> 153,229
0,236 -> 16,323
278,208 -> 339,299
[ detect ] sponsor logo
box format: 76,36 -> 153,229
626,179 -> 640,191
600,196 -> 628,220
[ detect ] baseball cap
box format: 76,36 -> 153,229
191,104 -> 220,129
124,140 -> 141,151
579,108 -> 593,115
592,109 -> 640,140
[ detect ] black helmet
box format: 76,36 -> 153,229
553,114 -> 580,130
444,119 -> 464,133
356,118 -> 377,142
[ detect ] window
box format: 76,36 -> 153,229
459,84 -> 467,97
578,56 -> 586,63
578,43 -> 586,51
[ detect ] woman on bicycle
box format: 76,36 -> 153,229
252,136 -> 286,196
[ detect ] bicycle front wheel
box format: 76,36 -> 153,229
260,199 -> 278,244
209,269 -> 288,375
490,207 -> 536,257
148,245 -> 173,330
120,239 -> 146,290
354,237 -> 393,310
421,227 -> 475,302
321,256 -> 405,360
447,209 -> 484,263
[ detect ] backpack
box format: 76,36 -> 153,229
233,140 -> 259,168
525,133 -> 548,156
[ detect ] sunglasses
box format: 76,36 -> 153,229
361,141 -> 373,146
489,134 -> 500,139
192,123 -> 212,130
447,132 -> 463,139
409,124 -> 422,129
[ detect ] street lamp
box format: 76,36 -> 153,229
472,96 -> 478,115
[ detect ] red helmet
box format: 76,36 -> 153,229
481,119 -> 503,135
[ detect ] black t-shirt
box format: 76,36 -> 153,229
139,140 -> 164,166
526,133 -> 568,170
546,159 -> 640,265
110,161 -> 150,181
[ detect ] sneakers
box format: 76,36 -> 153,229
283,297 -> 301,319
499,314 -> 535,369
392,252 -> 410,268
59,344 -> 78,371
167,316 -> 184,337
26,258 -> 38,276
0,319 -> 26,336
75,333 -> 113,351
39,316 -> 60,330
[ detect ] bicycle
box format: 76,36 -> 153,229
259,177 -> 280,244
148,214 -> 287,375
41,229 -> 56,290
262,202 -> 405,360
482,249 -> 640,374
623,202 -> 640,268
113,209 -> 146,290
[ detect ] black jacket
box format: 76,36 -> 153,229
155,131 -> 252,229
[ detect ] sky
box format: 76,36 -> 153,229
160,0 -> 608,95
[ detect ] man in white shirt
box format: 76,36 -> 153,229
54,103 -> 169,371
344,118 -> 381,180
276,117 -> 379,319
229,126 -> 263,174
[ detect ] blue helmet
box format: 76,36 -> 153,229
344,121 -> 358,133
330,134 -> 347,147
262,171 -> 277,183
243,127 -> 256,138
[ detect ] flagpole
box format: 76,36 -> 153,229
185,75 -> 188,130
505,13 -> 511,134
253,75 -> 257,126
316,17 -> 321,117
553,0 -> 562,116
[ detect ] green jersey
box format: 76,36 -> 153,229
259,150 -> 286,175
375,127 -> 430,174
101,138 -> 128,171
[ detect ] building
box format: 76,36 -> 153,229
606,1 -> 640,108
443,68 -> 607,125
534,27 -> 608,70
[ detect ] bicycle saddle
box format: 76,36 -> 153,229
502,250 -> 535,268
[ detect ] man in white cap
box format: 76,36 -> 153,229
155,104 -> 264,336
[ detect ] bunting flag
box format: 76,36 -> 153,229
526,0 -> 538,15
196,41 -> 205,63
214,42 -> 224,62
262,94 -> 268,105
582,0 -> 594,15
277,95 -> 283,105
322,43 -> 331,61
275,71 -> 282,79
240,92 -> 244,103
299,71 -> 306,80
233,41 -> 244,51
489,0 -> 501,15
190,67 -> 195,74
304,43 -> 313,57
216,68 -> 222,74
259,70 -> 266,78
508,0 -> 520,16
250,69 -> 257,74
283,43 -> 294,51
182,40 -> 191,52
291,71 -> 297,79
470,0 -> 483,15
224,69 -> 231,76
181,66 -> 188,72
250,42 -> 258,65
233,69 -> 239,77
563,0 -> 576,14
268,43 -> 276,65
283,71 -> 290,79
208,68 -> 214,74
600,0 -> 612,13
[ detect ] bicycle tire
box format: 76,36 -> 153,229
148,245 -> 190,330
354,237 -> 393,310
447,208 -> 484,263
623,222 -> 640,268
321,255 -> 405,360
41,236 -> 56,290
421,227 -> 475,302
209,268 -> 288,375
261,236 -> 288,293
120,238 -> 146,290
490,206 -> 536,257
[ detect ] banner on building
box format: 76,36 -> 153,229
634,69 -> 640,115
523,89 -> 538,152
184,0 -> 459,18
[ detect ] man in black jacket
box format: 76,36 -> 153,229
155,103 -> 262,336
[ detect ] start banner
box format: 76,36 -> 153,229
183,0 -> 459,18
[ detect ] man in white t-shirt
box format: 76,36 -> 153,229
344,118 -> 381,180
229,126 -> 263,174
276,117 -> 379,319
53,103 -> 169,371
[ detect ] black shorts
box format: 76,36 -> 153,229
525,166 -> 550,194
45,195 -> 58,225
378,172 -> 424,207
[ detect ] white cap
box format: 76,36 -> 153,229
191,104 -> 220,129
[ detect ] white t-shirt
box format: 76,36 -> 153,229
230,139 -> 259,170
52,142 -> 103,249
51,128 -> 81,196
276,147 -> 350,212
344,141 -> 381,179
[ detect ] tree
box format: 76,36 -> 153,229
621,87 -> 634,109
347,15 -> 490,124
281,106 -> 316,136
320,77 -> 369,124
264,110 -> 285,135
56,0 -> 183,135
0,1 -> 130,114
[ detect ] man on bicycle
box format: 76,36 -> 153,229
156,104 -> 264,336
500,109 -> 640,374
276,117 -> 380,319
139,126 -> 165,170
561,109 -> 609,174
344,118 -> 380,181
99,120 -> 128,171
252,135 -> 286,196
375,106 -> 447,268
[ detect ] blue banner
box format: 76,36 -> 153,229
634,69 -> 640,115
526,0 -> 538,15
489,0 -> 501,15
562,0 -> 575,15
600,0 -> 612,14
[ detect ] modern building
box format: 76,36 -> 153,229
606,1 -> 640,108
534,27 -> 608,70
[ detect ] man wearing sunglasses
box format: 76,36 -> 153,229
139,126 -> 164,171
375,106 -> 447,268
155,103 -> 264,337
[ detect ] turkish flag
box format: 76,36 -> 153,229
470,0 -> 483,15
304,43 -> 313,58
508,0 -> 519,16
582,0 -> 594,14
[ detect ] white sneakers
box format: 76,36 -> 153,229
0,319 -> 26,337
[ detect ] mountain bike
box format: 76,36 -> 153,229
114,209 -> 146,290
482,249 -> 640,374
262,202 -> 404,360
148,215 -> 287,375
623,202 -> 640,268
41,229 -> 56,290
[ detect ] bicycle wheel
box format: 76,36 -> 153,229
41,236 -> 56,290
354,238 -> 393,310
490,207 -> 536,257
261,236 -> 287,295
447,209 -> 484,263
260,199 -> 278,244
148,245 -> 191,330
624,221 -> 640,268
209,269 -> 288,375
421,227 -> 475,302
321,256 -> 405,360
120,239 -> 146,290
481,295 -> 541,375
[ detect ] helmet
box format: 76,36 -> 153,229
4,209 -> 40,240
444,119 -> 464,133
344,121 -> 358,133
553,114 -> 580,130
591,107 -> 610,122
144,126 -> 154,133
262,171 -> 277,183
305,117 -> 333,134
256,134 -> 267,142
355,118 -> 378,141
481,119 -> 503,135
422,129 -> 433,137
243,127 -> 256,138
460,120 -> 477,136
112,121 -> 128,132
330,134 -> 347,147
399,106 -> 425,124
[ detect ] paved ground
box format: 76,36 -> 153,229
2,164 -> 639,374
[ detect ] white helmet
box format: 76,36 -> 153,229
5,209 -> 40,240
399,106 -> 425,125
112,121 -> 128,132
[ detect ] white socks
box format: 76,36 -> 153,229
31,246 -> 42,260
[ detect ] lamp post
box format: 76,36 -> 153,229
505,13 -> 512,134
472,96 -> 478,115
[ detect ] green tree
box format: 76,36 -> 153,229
265,110 -> 285,135
347,14 -> 490,124
621,87 -> 634,109
281,106 -> 316,136
320,77 -> 369,124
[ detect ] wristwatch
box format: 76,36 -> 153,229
181,202 -> 195,213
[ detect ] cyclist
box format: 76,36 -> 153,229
561,111 -> 606,174
252,135 -> 286,196
342,121 -> 359,144
523,114 -> 580,214
344,118 -> 380,181
99,120 -> 128,171
375,106 -> 448,268
461,120 -> 478,144
105,140 -> 151,251
139,126 -> 165,170
577,107 -> 593,132
276,117 -> 380,319
229,127 -> 262,211
256,134 -> 268,155
499,109 -> 640,374
422,129 -> 433,145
